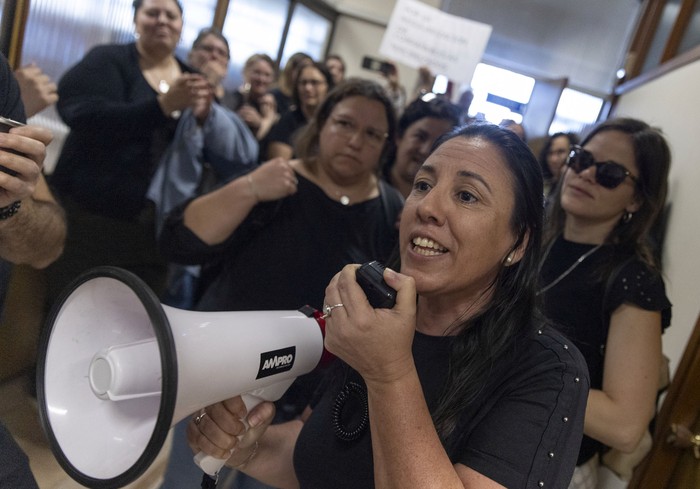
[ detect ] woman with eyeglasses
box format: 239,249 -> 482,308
539,117 -> 672,488
161,78 -> 401,314
158,78 -> 404,487
266,62 -> 334,160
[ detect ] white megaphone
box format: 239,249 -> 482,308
37,266 -> 328,489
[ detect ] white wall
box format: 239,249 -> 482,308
614,60 -> 700,376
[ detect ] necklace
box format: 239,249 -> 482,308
332,176 -> 377,206
537,239 -> 603,296
158,80 -> 170,94
139,53 -> 179,94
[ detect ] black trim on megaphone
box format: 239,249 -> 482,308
37,266 -> 178,489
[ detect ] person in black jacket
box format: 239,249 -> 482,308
44,0 -> 209,308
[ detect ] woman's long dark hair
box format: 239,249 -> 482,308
423,123 -> 545,444
544,118 -> 671,268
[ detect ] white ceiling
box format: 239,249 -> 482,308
325,0 -> 643,96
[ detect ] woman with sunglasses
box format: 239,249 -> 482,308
539,117 -> 672,488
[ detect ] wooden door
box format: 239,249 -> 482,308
628,310 -> 700,488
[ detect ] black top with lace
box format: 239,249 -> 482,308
539,236 -> 672,464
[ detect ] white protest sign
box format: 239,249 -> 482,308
379,0 -> 492,84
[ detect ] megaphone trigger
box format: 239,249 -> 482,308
193,378 -> 294,476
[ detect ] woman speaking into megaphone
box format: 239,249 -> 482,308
186,124 -> 590,489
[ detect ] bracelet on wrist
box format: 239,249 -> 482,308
232,440 -> 259,469
0,200 -> 21,220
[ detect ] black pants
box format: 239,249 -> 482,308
43,196 -> 168,314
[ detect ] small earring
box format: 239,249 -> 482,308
505,253 -> 514,265
134,32 -> 140,40
622,211 -> 634,223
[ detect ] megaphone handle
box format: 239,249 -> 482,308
193,380 -> 295,476
193,396 -> 258,477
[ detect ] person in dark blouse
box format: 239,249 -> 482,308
266,61 -> 333,160
186,123 -> 589,489
539,118 -> 672,488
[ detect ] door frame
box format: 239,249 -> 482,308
629,309 -> 700,487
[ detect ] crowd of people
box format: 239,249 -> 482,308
0,0 -> 675,488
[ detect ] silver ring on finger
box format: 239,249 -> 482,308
194,409 -> 207,426
322,303 -> 344,319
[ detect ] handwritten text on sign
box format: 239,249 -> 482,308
379,0 -> 492,84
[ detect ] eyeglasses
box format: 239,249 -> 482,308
194,44 -> 229,59
566,145 -> 638,189
329,116 -> 388,148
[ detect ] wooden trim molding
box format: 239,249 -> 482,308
615,43 -> 700,95
661,0 -> 698,62
212,0 -> 230,31
628,310 -> 700,488
0,0 -> 30,69
626,0 -> 668,80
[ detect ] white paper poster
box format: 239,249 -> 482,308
379,0 -> 492,84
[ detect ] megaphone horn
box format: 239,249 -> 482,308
37,266 -> 326,488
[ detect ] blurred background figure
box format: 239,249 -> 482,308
187,27 -> 230,100
266,61 -> 333,160
380,60 -> 406,117
271,51 -> 312,117
456,87 -> 475,123
538,131 -> 580,198
324,53 -> 345,85
500,118 -> 527,141
382,97 -> 462,199
44,0 -> 209,310
411,65 -> 435,101
13,63 -> 58,117
149,27 -> 260,310
222,53 -> 278,142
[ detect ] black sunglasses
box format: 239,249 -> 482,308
566,145 -> 638,189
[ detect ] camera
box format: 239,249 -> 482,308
356,261 -> 397,309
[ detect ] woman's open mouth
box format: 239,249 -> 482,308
412,236 -> 448,256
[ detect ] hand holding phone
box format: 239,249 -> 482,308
0,116 -> 26,175
0,116 -> 25,133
